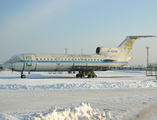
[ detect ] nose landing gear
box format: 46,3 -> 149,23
76,71 -> 97,78
21,72 -> 26,78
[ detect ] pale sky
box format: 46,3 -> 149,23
0,0 -> 157,66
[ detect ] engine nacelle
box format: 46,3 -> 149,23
96,47 -> 121,56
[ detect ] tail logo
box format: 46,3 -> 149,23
124,41 -> 134,53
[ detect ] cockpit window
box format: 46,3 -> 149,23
9,55 -> 21,64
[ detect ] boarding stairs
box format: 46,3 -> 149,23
146,63 -> 157,78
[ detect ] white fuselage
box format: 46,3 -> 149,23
2,35 -> 156,78
4,53 -> 128,72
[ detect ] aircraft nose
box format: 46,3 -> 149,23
2,61 -> 12,70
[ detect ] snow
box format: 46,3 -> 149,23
0,70 -> 157,120
24,102 -> 111,120
0,71 -> 157,90
1,78 -> 157,90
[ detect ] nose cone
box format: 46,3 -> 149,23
2,61 -> 12,70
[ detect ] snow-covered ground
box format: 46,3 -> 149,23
0,70 -> 157,120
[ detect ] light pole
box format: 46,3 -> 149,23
65,48 -> 67,54
146,46 -> 150,67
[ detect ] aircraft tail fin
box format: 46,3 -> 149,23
118,35 -> 156,55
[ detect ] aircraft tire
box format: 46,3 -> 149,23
80,74 -> 83,78
21,75 -> 26,79
76,74 -> 83,78
88,75 -> 92,78
76,74 -> 79,78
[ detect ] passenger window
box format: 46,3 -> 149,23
37,58 -> 38,60
40,58 -> 42,60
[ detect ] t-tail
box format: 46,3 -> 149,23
118,35 -> 157,56
96,35 -> 156,58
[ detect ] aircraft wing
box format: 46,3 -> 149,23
103,59 -> 117,62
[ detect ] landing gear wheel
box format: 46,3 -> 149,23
80,74 -> 83,78
76,73 -> 84,78
88,75 -> 92,78
21,71 -> 26,79
76,74 -> 79,78
88,74 -> 97,78
21,74 -> 26,78
21,72 -> 26,78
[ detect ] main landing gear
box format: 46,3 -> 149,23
21,72 -> 26,78
76,71 -> 97,78
76,71 -> 84,78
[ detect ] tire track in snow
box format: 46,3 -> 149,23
129,103 -> 157,120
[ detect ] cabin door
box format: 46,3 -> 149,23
23,54 -> 37,71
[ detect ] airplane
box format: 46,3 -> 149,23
2,35 -> 156,78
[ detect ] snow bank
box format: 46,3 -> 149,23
0,70 -> 156,90
24,102 -> 111,120
0,79 -> 157,90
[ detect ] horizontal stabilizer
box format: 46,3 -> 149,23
129,35 -> 157,39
